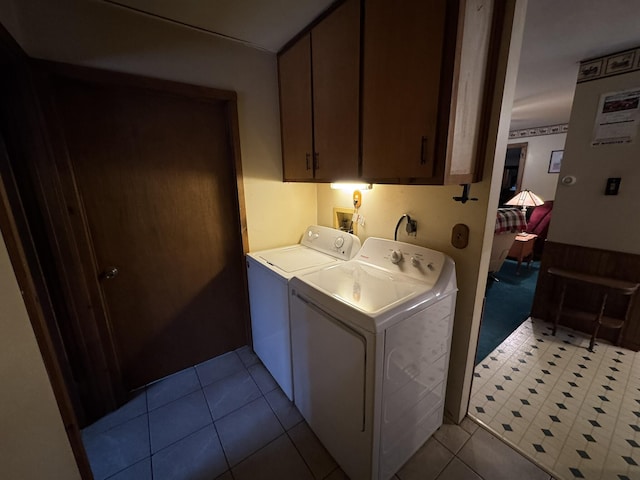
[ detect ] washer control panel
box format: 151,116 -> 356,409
300,225 -> 361,261
356,237 -> 446,282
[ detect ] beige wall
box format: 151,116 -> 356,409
1,0 -> 317,252
509,132 -> 565,201
550,70 -> 640,254
0,231 -> 80,479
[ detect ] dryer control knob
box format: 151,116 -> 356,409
410,256 -> 420,267
427,262 -> 435,271
390,250 -> 403,264
334,237 -> 345,249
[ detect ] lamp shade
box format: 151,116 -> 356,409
505,189 -> 544,208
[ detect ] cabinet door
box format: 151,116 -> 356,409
362,0 -> 448,182
279,33 -> 313,181
312,0 -> 360,182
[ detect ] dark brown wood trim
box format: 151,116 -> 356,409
509,142 -> 528,193
433,0 -> 461,185
22,63 -> 127,415
226,100 -> 249,255
225,99 -> 252,343
472,0 -> 509,183
533,240 -> 640,351
0,22 -> 93,479
0,136 -> 93,478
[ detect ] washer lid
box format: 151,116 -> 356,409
301,262 -> 429,314
258,246 -> 339,273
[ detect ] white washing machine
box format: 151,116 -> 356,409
246,225 -> 361,401
289,237 -> 457,480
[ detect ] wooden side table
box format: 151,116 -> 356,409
507,233 -> 537,274
547,267 -> 640,351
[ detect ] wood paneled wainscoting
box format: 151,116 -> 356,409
532,241 -> 640,351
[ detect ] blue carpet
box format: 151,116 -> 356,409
475,258 -> 540,364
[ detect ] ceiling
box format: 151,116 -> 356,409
512,0 -> 640,131
107,0 -> 640,131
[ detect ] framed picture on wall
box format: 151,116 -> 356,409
548,150 -> 563,173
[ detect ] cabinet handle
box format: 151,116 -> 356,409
314,152 -> 320,170
305,153 -> 311,171
420,136 -> 428,165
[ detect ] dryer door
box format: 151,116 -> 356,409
290,291 -> 372,480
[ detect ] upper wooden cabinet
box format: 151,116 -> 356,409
279,33 -> 314,181
361,0 -> 447,182
278,0 -> 495,185
278,0 -> 360,182
362,0 -> 494,184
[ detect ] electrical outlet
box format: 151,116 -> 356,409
406,219 -> 417,235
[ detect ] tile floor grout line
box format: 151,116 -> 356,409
428,435 -> 464,480
280,414 -> 319,479
198,355 -> 246,478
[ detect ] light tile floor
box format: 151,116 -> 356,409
83,345 -> 553,480
470,317 -> 640,480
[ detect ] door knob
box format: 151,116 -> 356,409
100,267 -> 119,280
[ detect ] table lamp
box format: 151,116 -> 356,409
505,189 -> 544,214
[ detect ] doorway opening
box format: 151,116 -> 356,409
499,142 -> 527,206
476,141 -> 539,364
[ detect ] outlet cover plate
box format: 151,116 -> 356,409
452,223 -> 469,249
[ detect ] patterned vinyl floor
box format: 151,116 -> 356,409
469,317 -> 640,480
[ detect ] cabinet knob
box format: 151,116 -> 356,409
314,152 -> 320,170
305,153 -> 311,170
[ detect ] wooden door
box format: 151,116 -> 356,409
500,143 -> 527,205
311,0 -> 360,181
362,0 -> 448,181
279,33 -> 314,181
49,74 -> 249,389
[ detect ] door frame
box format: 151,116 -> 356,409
1,25 -> 249,476
506,141 -> 528,193
0,24 -> 93,478
30,59 -> 250,413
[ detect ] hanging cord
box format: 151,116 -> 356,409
394,214 -> 411,241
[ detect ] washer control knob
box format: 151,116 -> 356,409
334,237 -> 345,249
390,250 -> 403,264
427,262 -> 435,271
411,256 -> 420,267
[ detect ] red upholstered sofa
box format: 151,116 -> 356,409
526,200 -> 553,258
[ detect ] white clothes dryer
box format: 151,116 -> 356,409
289,237 -> 457,480
246,225 -> 360,400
